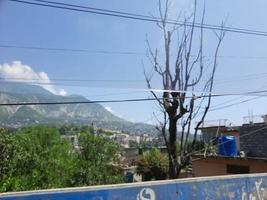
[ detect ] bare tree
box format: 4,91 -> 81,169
145,0 -> 225,179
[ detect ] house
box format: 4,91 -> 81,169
192,155 -> 267,177
192,115 -> 267,177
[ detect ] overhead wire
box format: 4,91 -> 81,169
3,79 -> 267,96
1,88 -> 267,107
29,0 -> 267,35
209,96 -> 261,112
0,78 -> 142,83
1,68 -> 267,86
3,44 -> 267,61
0,44 -> 144,55
1,71 -> 267,87
207,83 -> 267,111
0,98 -> 159,106
7,0 -> 267,37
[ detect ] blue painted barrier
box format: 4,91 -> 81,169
1,173 -> 267,200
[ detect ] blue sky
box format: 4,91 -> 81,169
1,0 -> 267,126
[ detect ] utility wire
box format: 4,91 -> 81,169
29,0 -> 267,35
3,44 -> 267,61
7,0 -> 267,37
1,90 -> 267,107
2,78 -> 267,98
27,0 -> 267,35
0,44 -> 143,55
2,72 -> 267,86
193,97 -> 262,118
209,96 -> 262,112
2,79 -> 267,97
0,78 -> 142,83
0,98 -> 159,106
208,83 -> 267,111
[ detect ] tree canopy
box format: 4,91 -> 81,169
0,125 -> 123,193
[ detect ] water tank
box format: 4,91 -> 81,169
218,136 -> 237,157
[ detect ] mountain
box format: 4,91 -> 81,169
0,82 -> 156,134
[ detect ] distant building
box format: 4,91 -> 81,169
122,147 -> 139,165
61,135 -> 79,149
112,133 -> 130,148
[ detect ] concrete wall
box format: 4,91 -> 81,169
192,157 -> 267,177
239,124 -> 267,157
1,173 -> 267,200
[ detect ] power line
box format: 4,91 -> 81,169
209,96 -> 262,112
213,73 -> 267,85
208,83 -> 267,111
32,0 -> 267,33
2,79 -> 267,97
0,88 -> 148,100
211,96 -> 245,109
1,89 -> 267,107
0,44 -> 143,55
3,44 -> 267,61
28,0 -> 267,35
0,98 -> 158,106
0,77 -> 142,83
195,97 -> 262,116
7,0 -> 267,37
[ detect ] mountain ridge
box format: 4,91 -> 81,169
0,82 -> 156,134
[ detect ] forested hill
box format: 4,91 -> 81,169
0,82 -> 156,134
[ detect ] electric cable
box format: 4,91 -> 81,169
7,0 -> 267,37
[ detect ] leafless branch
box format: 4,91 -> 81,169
191,26 -> 225,149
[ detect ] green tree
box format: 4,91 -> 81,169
73,133 -> 123,186
136,148 -> 168,181
0,126 -> 76,192
0,128 -> 15,192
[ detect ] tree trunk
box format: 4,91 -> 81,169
168,116 -> 178,179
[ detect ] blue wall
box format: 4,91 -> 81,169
1,174 -> 267,200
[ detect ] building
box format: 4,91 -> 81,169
111,133 -> 130,147
61,135 -> 79,149
192,155 -> 267,177
192,115 -> 267,177
239,123 -> 267,157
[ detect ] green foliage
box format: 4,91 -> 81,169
0,125 -> 123,192
0,128 -> 14,189
0,126 -> 76,192
58,124 -> 94,135
204,144 -> 217,155
72,133 -> 123,186
136,148 -> 168,181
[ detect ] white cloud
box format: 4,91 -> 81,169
0,61 -> 67,96
58,89 -> 67,96
104,106 -> 113,113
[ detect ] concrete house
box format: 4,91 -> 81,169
192,116 -> 267,177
